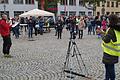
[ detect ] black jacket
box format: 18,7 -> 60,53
56,20 -> 63,30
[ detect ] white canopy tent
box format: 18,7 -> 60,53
19,9 -> 54,17
19,9 -> 55,22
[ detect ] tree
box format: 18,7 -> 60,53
44,0 -> 58,14
35,0 -> 58,14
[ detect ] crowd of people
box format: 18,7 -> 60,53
55,14 -> 110,40
12,16 -> 48,39
0,13 -> 112,40
0,13 -> 120,80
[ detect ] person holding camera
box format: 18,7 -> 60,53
69,16 -> 76,39
97,14 -> 120,80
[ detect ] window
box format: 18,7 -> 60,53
106,12 -> 110,15
13,0 -> 23,4
0,11 -> 9,18
79,11 -> 85,16
115,12 -> 120,16
60,0 -> 67,5
69,0 -> 76,5
97,2 -> 100,7
79,0 -> 83,6
115,12 -> 119,14
25,0 -> 34,4
0,0 -> 8,4
111,2 -> 114,7
116,2 -> 118,7
69,11 -> 76,16
111,12 -> 114,14
14,11 -> 24,17
107,1 -> 110,7
88,12 -> 92,16
97,12 -> 100,16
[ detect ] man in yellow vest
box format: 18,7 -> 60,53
97,14 -> 120,80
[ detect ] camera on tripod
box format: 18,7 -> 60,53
72,31 -> 77,39
60,30 -> 90,80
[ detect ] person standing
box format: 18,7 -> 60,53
95,16 -> 101,29
28,16 -> 34,39
56,18 -> 63,39
24,17 -> 28,32
78,17 -> 85,39
101,17 -> 107,32
31,17 -> 37,36
91,17 -> 96,35
87,18 -> 92,35
12,16 -> 20,39
76,16 -> 80,34
38,16 -> 44,35
97,14 -> 120,80
0,14 -> 12,57
69,16 -> 76,39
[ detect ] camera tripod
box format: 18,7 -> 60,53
60,38 -> 91,80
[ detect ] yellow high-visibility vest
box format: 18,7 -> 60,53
102,29 -> 120,56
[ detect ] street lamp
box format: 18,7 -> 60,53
3,0 -> 6,14
64,0 -> 67,16
3,4 -> 6,14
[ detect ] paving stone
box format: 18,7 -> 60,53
0,29 -> 120,80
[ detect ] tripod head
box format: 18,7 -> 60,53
71,31 -> 77,40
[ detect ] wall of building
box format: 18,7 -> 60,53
0,0 -> 38,18
57,0 -> 93,16
96,0 -> 120,16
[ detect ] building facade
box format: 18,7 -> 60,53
0,0 -> 38,18
45,0 -> 57,14
96,0 -> 120,16
57,0 -> 93,16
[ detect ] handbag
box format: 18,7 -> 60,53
35,24 -> 39,28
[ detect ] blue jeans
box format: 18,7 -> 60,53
92,25 -> 96,32
14,27 -> 20,39
105,64 -> 115,80
28,27 -> 33,38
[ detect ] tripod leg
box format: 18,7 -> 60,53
75,44 -> 89,76
65,41 -> 74,69
60,52 -> 70,79
73,47 -> 83,73
65,40 -> 72,69
60,40 -> 73,79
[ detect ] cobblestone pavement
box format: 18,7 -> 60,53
0,29 -> 120,80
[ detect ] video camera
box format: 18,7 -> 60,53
72,31 -> 77,39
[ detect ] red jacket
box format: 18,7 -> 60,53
0,19 -> 11,37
